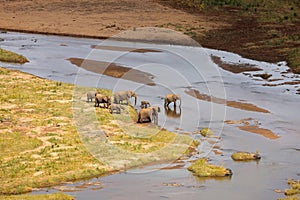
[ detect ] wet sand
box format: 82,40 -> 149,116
185,89 -> 270,113
225,118 -> 280,140
68,57 -> 156,86
211,55 -> 262,74
238,125 -> 279,140
263,80 -> 300,87
91,45 -> 162,53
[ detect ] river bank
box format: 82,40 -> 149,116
1,31 -> 300,199
0,0 -> 299,73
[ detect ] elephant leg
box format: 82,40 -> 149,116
137,114 -> 141,123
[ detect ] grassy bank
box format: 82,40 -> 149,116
72,86 -> 198,170
0,66 -> 198,197
0,193 -> 74,200
160,0 -> 300,73
0,48 -> 28,64
0,67 -> 107,195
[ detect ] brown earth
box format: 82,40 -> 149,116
0,0 -> 299,70
0,0 -> 224,42
225,118 -> 280,140
185,89 -> 270,113
210,55 -> 262,74
67,57 -> 156,85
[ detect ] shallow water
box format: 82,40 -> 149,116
1,31 -> 300,199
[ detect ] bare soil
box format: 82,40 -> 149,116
0,0 -> 299,70
185,89 -> 270,113
225,118 -> 279,140
0,0 -> 224,41
67,57 -> 156,85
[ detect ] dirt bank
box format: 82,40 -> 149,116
0,0 -> 223,44
0,0 -> 299,71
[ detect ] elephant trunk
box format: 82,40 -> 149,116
133,95 -> 137,105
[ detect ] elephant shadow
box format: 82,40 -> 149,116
164,106 -> 181,118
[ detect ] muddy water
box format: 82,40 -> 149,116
1,31 -> 300,199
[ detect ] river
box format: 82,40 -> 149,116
1,30 -> 299,199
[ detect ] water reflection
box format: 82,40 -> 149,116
164,106 -> 181,118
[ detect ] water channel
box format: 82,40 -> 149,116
1,30 -> 299,199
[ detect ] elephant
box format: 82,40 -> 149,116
86,91 -> 96,102
137,106 -> 160,125
110,103 -> 121,114
95,93 -> 111,108
113,90 -> 137,105
140,100 -> 151,108
164,106 -> 181,118
164,94 -> 181,108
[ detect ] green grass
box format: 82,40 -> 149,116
287,48 -> 300,74
278,179 -> 300,200
187,158 -> 232,177
0,193 -> 74,200
0,65 -> 199,196
285,180 -> 300,196
162,0 -> 300,73
0,67 -> 106,195
0,48 -> 28,64
231,151 -> 261,161
199,128 -> 214,137
72,85 -> 198,170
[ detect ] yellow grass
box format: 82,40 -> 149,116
0,48 -> 28,64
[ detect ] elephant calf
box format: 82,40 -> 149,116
87,91 -> 96,102
95,93 -> 111,108
110,103 -> 121,114
137,106 -> 160,125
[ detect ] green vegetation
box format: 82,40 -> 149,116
169,0 -> 300,23
187,158 -> 232,177
0,193 -> 74,200
288,48 -> 300,74
231,151 -> 261,161
199,128 -> 214,137
0,48 -> 28,64
0,65 -> 198,197
278,197 -> 299,200
73,86 -> 198,170
253,73 -> 272,80
278,179 -> 300,200
162,0 -> 300,73
0,67 -> 106,195
285,180 -> 300,196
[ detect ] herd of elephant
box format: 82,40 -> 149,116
87,90 -> 181,125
